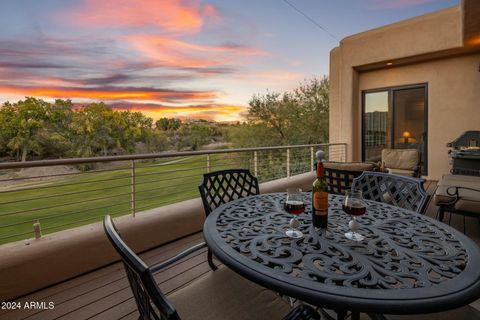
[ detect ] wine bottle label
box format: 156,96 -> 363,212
313,192 -> 328,215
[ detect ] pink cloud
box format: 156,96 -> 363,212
59,0 -> 218,34
369,0 -> 439,9
125,35 -> 267,68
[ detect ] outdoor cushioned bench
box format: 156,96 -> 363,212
434,174 -> 480,229
382,148 -> 421,177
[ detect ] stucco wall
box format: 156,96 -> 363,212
341,6 -> 462,67
329,6 -> 463,158
358,53 -> 480,180
329,0 -> 480,180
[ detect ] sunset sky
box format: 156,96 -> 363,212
0,0 -> 458,121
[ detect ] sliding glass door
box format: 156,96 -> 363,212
363,91 -> 390,163
362,84 -> 428,174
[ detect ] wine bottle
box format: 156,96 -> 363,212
312,159 -> 328,228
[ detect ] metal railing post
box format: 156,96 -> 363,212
206,154 -> 211,173
253,151 -> 258,177
286,148 -> 290,177
33,221 -> 41,239
131,160 -> 136,217
310,147 -> 314,171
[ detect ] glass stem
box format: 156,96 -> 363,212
352,216 -> 357,236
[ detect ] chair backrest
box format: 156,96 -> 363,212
198,169 -> 259,216
351,171 -> 429,214
323,161 -> 377,195
382,148 -> 419,170
103,216 -> 179,320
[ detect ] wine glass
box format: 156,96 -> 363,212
343,189 -> 367,241
284,188 -> 305,239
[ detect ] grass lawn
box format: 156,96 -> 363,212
0,149 -> 312,244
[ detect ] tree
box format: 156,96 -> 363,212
40,99 -> 74,158
0,102 -> 18,159
156,118 -> 181,131
142,130 -> 170,153
233,77 -> 329,147
0,97 -> 50,161
177,122 -> 213,151
0,97 -> 229,161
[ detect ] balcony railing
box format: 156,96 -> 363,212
0,143 -> 346,244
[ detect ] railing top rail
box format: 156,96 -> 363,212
0,143 -> 346,170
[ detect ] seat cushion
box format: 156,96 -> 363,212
382,149 -> 419,170
387,168 -> 414,177
323,161 -> 377,172
434,175 -> 480,213
168,267 -> 291,320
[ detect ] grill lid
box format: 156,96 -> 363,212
447,131 -> 480,149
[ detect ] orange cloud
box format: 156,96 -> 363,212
126,35 -> 267,68
109,102 -> 245,121
0,85 -> 217,102
60,0 -> 217,34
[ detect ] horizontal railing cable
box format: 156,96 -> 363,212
0,183 -> 131,206
0,174 -> 131,194
0,199 -> 133,228
0,143 -> 346,243
0,192 -> 133,217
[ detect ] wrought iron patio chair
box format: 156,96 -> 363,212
103,215 -> 319,320
436,185 -> 480,233
323,161 -> 378,195
198,169 -> 259,270
351,171 -> 429,214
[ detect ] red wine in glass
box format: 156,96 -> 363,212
344,190 -> 367,241
285,200 -> 305,215
285,188 -> 304,239
342,204 -> 366,216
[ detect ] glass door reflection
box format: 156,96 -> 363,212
363,91 -> 390,163
393,87 -> 427,174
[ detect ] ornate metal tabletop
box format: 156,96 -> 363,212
203,193 -> 480,315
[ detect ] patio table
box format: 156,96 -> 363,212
203,193 -> 480,319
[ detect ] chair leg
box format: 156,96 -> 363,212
438,206 -> 445,221
207,248 -> 217,271
463,215 -> 466,234
336,310 -> 347,320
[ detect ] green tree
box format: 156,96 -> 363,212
177,122 -> 213,151
69,103 -> 117,157
156,117 -> 181,131
233,77 -> 329,147
143,130 -> 170,153
40,99 -> 75,158
0,102 -> 18,159
0,97 -> 50,161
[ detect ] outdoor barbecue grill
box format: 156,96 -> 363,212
448,131 -> 480,176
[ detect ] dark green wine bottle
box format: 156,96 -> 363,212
312,161 -> 328,228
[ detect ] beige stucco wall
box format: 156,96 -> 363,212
358,53 -> 480,180
329,0 -> 480,180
